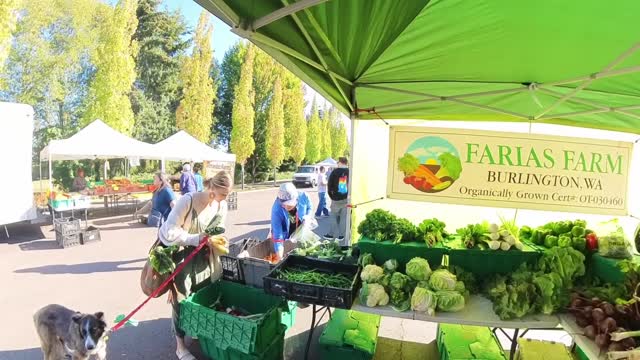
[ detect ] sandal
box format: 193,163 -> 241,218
176,349 -> 196,360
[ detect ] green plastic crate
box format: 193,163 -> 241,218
180,281 -> 286,355
574,346 -> 588,360
280,301 -> 297,332
358,237 -> 447,271
437,324 -> 506,360
517,339 -> 572,360
445,238 -> 542,276
319,309 -> 381,360
199,325 -> 285,360
590,253 -> 630,284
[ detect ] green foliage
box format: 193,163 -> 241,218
305,99 -> 322,163
265,77 -> 285,168
320,107 -> 332,159
83,0 -> 138,134
230,44 -> 255,165
0,0 -> 19,73
3,0 -> 100,131
330,107 -> 349,159
131,0 -> 188,142
282,71 -> 306,164
175,11 -> 215,143
214,41 -> 246,147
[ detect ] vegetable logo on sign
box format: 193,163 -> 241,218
397,136 -> 462,193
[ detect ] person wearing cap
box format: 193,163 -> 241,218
270,182 -> 313,252
179,163 -> 197,195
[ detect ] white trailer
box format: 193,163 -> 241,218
0,102 -> 37,230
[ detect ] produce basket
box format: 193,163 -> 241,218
437,324 -> 506,360
221,238 -> 260,283
199,324 -> 285,360
241,240 -> 297,288
179,280 -> 286,355
263,255 -> 361,309
319,309 -> 381,360
54,217 -> 81,236
280,301 -> 297,332
357,236 -> 447,271
444,238 -> 542,276
56,232 -> 81,248
80,226 -> 101,245
516,339 -> 572,360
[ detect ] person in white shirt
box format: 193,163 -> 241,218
159,171 -> 232,360
315,166 -> 330,217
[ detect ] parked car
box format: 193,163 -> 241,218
292,165 -> 319,187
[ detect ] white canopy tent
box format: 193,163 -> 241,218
39,120 -> 158,189
317,158 -> 337,167
153,130 -> 236,170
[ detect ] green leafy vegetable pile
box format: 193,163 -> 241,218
483,247 -> 586,320
293,239 -> 355,263
149,245 -> 178,275
519,219 -> 589,253
418,218 -> 448,247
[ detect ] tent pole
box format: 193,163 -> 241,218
344,115 -> 356,246
252,0 -> 328,30
48,157 -> 52,192
39,158 -> 43,209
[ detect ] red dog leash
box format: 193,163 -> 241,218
109,238 -> 209,334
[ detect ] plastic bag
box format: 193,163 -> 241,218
596,219 -> 632,259
289,216 -> 321,244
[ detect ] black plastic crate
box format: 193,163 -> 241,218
56,231 -> 81,248
242,240 -> 297,288
228,191 -> 238,211
263,255 -> 361,309
220,238 -> 259,283
81,226 -> 101,245
54,217 -> 81,236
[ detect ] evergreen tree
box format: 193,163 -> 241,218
83,0 -> 138,134
230,44 -> 255,189
265,77 -> 285,185
175,11 -> 216,143
305,99 -> 322,163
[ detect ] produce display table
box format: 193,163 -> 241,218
559,314 -> 603,360
352,295 -> 560,360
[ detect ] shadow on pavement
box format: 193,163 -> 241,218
0,347 -> 43,360
234,220 -> 271,226
14,258 -> 146,275
18,239 -> 61,251
0,222 -> 46,244
285,323 -> 327,360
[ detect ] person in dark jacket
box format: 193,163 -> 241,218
324,157 -> 349,243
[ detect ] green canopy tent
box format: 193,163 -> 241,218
198,0 -> 640,244
198,0 -> 640,133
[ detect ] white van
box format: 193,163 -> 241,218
293,165 -> 319,188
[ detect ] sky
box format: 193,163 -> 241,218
162,0 -> 342,123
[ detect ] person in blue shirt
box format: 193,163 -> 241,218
179,163 -> 197,194
193,165 -> 204,192
270,182 -> 313,244
136,172 -> 176,227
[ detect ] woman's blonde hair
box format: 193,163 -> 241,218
206,170 -> 233,191
155,171 -> 170,188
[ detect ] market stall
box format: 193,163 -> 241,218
39,120 -> 159,215
192,1 -> 640,359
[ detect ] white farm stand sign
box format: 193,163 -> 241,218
387,127 -> 632,215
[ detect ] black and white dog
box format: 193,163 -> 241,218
34,304 -> 107,360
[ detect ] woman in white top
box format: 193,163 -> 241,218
159,170 -> 233,360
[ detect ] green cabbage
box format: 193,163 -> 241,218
428,269 -> 457,291
436,290 -> 466,312
411,287 -> 436,315
390,272 -> 410,290
383,259 -> 399,273
406,257 -> 432,281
